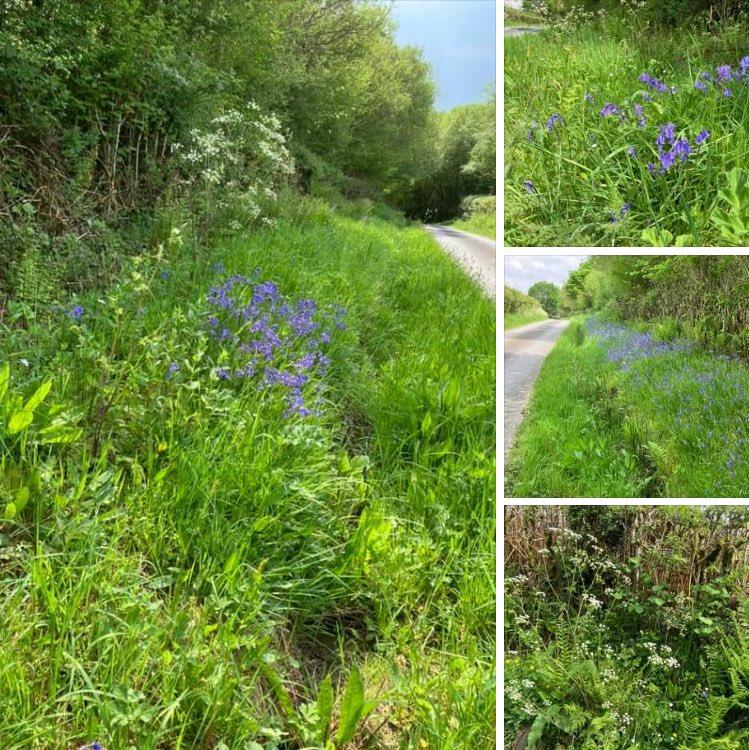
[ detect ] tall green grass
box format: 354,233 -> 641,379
505,21 -> 749,246
0,201 -> 495,748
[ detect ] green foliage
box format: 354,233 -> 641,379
0,0 -> 436,294
711,168 -> 749,246
505,506 -> 749,749
0,208 -> 495,748
393,90 -> 497,221
528,281 -> 561,318
504,16 -> 749,246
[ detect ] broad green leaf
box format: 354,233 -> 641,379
4,502 -> 16,520
7,410 -> 33,435
317,674 -> 334,742
39,425 -> 83,444
527,714 -> 547,750
336,667 -> 364,745
24,380 -> 51,413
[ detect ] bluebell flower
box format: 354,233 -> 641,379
659,150 -> 676,172
160,270 -> 171,280
523,179 -> 536,194
694,80 -> 708,93
545,113 -> 564,132
694,129 -> 710,145
672,138 -> 693,162
627,146 -> 636,158
716,64 -> 732,81
723,88 -> 732,97
167,362 -> 180,379
599,103 -> 624,119
584,93 -> 594,102
620,202 -> 631,218
656,123 -> 676,149
66,304 -> 84,322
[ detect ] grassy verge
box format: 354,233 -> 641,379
505,19 -> 749,246
505,311 -> 549,330
450,213 -> 496,240
0,200 -> 495,748
507,315 -> 749,497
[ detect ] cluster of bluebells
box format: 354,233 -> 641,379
694,58 -> 749,96
638,73 -> 676,95
646,123 -> 709,175
201,269 -> 346,418
586,319 -> 690,371
586,316 -> 749,493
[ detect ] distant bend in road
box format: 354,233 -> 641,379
426,225 -> 495,297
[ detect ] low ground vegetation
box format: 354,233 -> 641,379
505,285 -> 549,330
505,6 -> 749,246
0,199 -> 496,749
450,196 -> 496,239
505,505 -> 749,750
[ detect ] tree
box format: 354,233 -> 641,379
528,281 -> 561,318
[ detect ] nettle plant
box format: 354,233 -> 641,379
174,102 -> 294,234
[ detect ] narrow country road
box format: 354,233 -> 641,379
505,319 -> 569,455
426,225 -> 496,297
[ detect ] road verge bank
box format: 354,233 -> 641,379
507,315 -> 749,498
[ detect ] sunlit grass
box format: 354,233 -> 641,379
0,203 -> 496,748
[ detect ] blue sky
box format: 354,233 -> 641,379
390,0 -> 496,111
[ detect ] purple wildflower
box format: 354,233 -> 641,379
545,113 -> 564,132
628,146 -> 636,158
66,304 -> 84,322
695,80 -> 708,93
523,179 -> 536,194
700,71 -> 711,80
160,270 -> 171,280
599,103 -> 624,119
167,362 -> 180,379
672,138 -> 693,162
656,123 -> 676,149
659,150 -> 676,172
741,56 -> 749,73
215,367 -> 232,380
620,202 -> 631,218
584,93 -> 595,102
716,65 -> 732,81
609,212 -> 619,224
633,103 -> 646,127
723,88 -> 732,97
647,162 -> 656,173
694,129 -> 710,145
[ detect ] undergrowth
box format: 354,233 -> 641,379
0,199 -> 496,749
